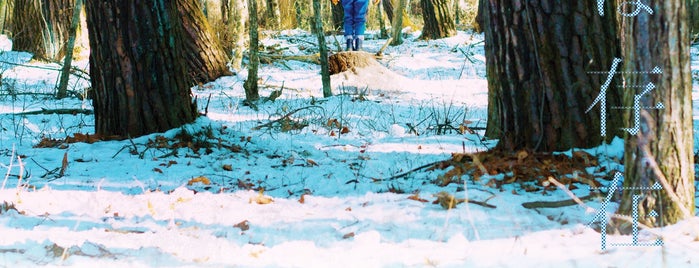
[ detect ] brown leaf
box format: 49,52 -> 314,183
306,159 -> 318,166
340,126 -> 350,134
153,168 -> 163,173
299,194 -> 306,204
59,152 -> 68,177
222,164 -> 233,171
187,176 -> 210,185
342,232 -> 355,239
249,189 -> 273,205
407,193 -> 429,203
234,220 -> 250,231
516,150 -> 529,163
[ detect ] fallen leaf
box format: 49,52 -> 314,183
408,194 -> 429,203
249,189 -> 273,205
234,220 -> 250,231
342,232 -> 355,239
223,164 -> 233,171
517,150 -> 529,163
340,126 -> 350,134
153,168 -> 163,173
299,194 -> 306,204
306,159 -> 318,166
187,176 -> 211,185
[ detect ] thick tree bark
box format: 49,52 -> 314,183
175,0 -> 231,86
618,0 -> 694,229
12,0 -> 76,61
244,0 -> 260,101
312,0 -> 331,97
420,0 -> 455,40
86,0 -> 197,137
483,0 -> 623,152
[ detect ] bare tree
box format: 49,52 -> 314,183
12,0 -> 79,61
312,0 -> 331,97
244,0 -> 260,101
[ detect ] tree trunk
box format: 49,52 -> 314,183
244,0 -> 260,101
294,0 -> 308,30
85,0 -> 197,137
222,0 -> 247,72
690,0 -> 699,34
12,0 -> 76,61
265,0 -> 281,29
56,0 -> 82,99
312,0 -> 331,97
390,0 -> 406,45
483,0 -> 623,152
330,1 -> 343,32
0,0 -> 11,35
618,0 -> 695,230
383,0 -> 394,23
175,0 -> 231,86
377,0 -> 388,38
420,0 -> 455,40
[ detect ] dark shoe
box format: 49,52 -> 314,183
353,38 -> 362,51
346,39 -> 352,51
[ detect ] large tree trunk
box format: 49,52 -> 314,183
175,0 -> 231,86
244,0 -> 260,101
420,0 -> 455,40
86,0 -> 197,137
12,0 -> 76,61
618,0 -> 694,230
483,0 -> 623,151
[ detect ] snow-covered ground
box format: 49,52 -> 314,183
0,31 -> 698,267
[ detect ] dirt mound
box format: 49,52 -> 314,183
329,51 -> 409,94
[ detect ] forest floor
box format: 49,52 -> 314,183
0,30 -> 698,267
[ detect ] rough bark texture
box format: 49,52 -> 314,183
85,0 -> 197,137
618,0 -> 695,229
420,0 -> 456,40
12,0 -> 75,60
312,0 -> 331,97
483,0 -> 623,151
175,0 -> 231,86
244,0 -> 260,101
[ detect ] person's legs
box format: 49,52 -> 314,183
352,0 -> 369,50
342,0 -> 356,50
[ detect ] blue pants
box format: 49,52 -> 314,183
342,0 -> 369,39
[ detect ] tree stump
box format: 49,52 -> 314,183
328,51 -> 379,75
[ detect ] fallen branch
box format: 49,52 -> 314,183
375,37 -> 393,57
252,105 -> 324,130
4,108 -> 93,116
521,193 -> 601,209
259,52 -> 320,64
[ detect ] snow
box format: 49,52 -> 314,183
0,31 -> 698,267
